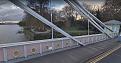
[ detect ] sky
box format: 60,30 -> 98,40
0,0 -> 25,21
51,0 -> 106,10
0,0 -> 106,21
51,0 -> 66,10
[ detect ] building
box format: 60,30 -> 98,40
104,20 -> 121,33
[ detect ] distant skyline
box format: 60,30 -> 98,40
0,0 -> 106,21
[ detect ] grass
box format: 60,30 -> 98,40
23,26 -> 95,40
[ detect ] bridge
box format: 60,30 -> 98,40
0,0 -> 120,63
0,33 -> 118,63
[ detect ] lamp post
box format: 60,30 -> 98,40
51,10 -> 54,39
50,0 -> 54,39
88,19 -> 90,35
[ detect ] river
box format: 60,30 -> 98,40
0,24 -> 27,44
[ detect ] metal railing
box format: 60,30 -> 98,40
0,33 -> 118,63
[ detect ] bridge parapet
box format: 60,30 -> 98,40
0,33 -> 118,63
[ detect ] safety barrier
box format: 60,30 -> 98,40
0,33 -> 118,63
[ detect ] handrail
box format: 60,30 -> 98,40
0,33 -> 117,62
0,33 -> 117,48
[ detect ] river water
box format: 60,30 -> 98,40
0,24 -> 27,44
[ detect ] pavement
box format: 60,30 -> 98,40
97,44 -> 121,63
18,38 -> 120,63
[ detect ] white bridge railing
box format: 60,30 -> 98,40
0,33 -> 118,63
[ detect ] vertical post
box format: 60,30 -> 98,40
40,43 -> 42,55
24,45 -> 27,58
76,40 -> 79,45
88,19 -> 90,35
3,48 -> 7,62
52,42 -> 54,51
50,0 -> 54,52
87,19 -> 90,44
69,39 -> 72,47
62,39 -> 64,48
50,0 -> 54,39
51,13 -> 54,39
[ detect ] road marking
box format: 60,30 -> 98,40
86,44 -> 121,63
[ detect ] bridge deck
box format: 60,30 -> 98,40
18,38 -> 120,63
97,43 -> 121,63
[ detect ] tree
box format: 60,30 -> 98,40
100,0 -> 121,21
61,5 -> 80,28
21,0 -> 50,31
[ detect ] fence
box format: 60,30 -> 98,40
0,33 -> 118,63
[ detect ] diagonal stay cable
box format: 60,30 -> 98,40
65,0 -> 112,38
74,0 -> 113,32
9,0 -> 84,46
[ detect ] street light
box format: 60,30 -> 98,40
50,0 -> 55,39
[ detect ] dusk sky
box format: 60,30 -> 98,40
0,0 -> 105,21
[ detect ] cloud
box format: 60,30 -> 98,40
0,0 -> 24,21
0,0 -> 106,21
80,0 -> 106,5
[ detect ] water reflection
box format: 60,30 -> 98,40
0,24 -> 27,44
